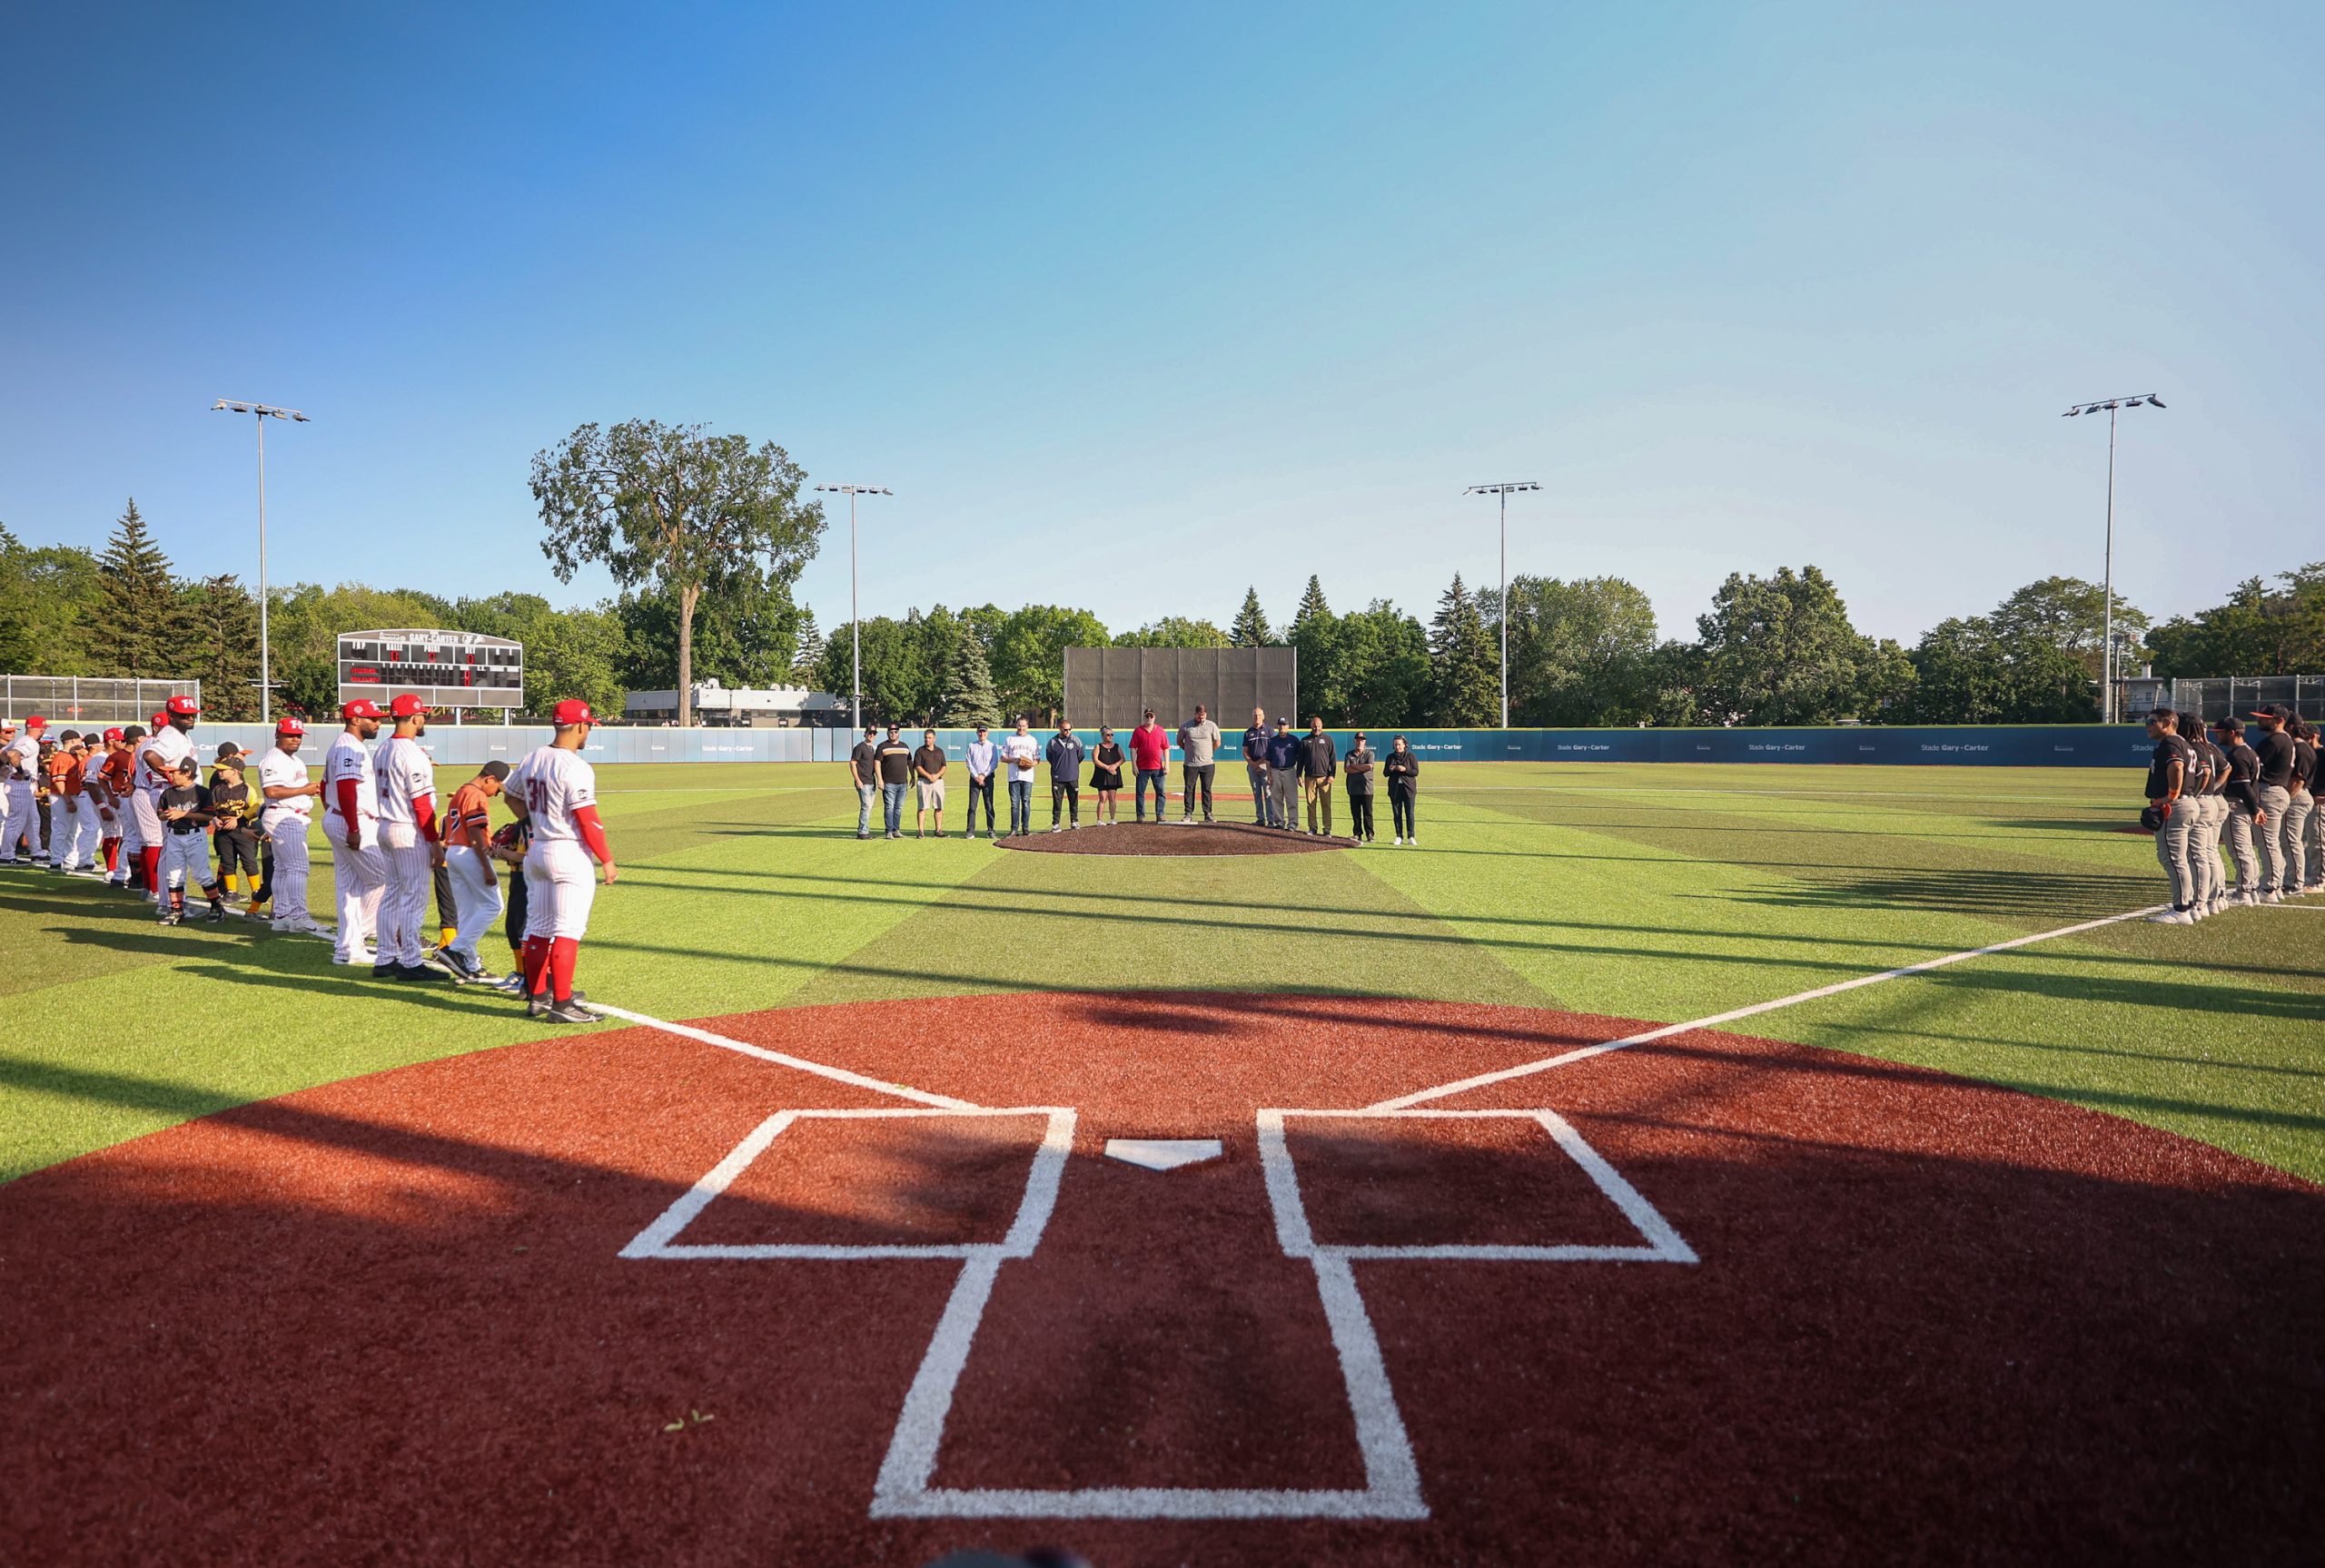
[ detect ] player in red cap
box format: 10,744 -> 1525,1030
505,699 -> 617,1021
371,694 -> 443,980
322,699 -> 386,964
94,727 -> 134,883
255,716 -> 326,931
0,717 -> 37,864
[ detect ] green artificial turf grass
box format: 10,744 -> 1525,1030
3,760 -> 2319,1186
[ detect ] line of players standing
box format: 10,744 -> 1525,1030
0,695 -> 617,1023
2143,703 -> 2320,923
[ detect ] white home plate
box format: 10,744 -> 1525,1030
1103,1138 -> 1223,1172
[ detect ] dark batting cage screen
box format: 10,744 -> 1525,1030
1061,646 -> 1298,730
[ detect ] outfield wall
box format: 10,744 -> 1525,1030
176,722 -> 2162,769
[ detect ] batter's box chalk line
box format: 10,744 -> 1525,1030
619,1104 -> 1697,1522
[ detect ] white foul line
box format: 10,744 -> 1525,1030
1368,901 -> 2172,1112
587,1002 -> 979,1110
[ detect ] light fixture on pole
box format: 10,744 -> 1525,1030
1462,482 -> 1540,728
2061,394 -> 2165,724
813,484 -> 892,735
210,399 -> 310,724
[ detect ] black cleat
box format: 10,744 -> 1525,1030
395,963 -> 436,980
539,999 -> 599,1023
372,963 -> 400,979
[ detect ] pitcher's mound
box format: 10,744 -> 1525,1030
994,820 -> 1349,856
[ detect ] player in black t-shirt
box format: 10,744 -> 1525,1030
2210,718 -> 2263,905
2176,712 -> 2224,918
2248,705 -> 2300,900
847,725 -> 881,840
2286,717 -> 2319,895
156,759 -> 229,925
2142,708 -> 2198,923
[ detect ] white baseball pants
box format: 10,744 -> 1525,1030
325,814 -> 384,963
266,813 -> 313,928
0,781 -> 35,862
158,831 -> 211,894
521,840 -> 596,940
375,822 -> 434,969
64,799 -> 104,870
443,845 -> 504,962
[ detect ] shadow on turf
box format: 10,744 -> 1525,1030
4,1031 -> 2322,1565
1733,865 -> 2171,924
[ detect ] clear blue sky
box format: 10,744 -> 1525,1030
4,3 -> 2319,647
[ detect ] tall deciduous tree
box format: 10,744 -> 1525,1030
1500,576 -> 1664,726
2146,564 -> 2325,677
1428,574 -> 1499,725
990,604 -> 1108,724
1230,587 -> 1275,647
531,420 -> 824,725
616,574 -> 802,692
1989,576 -> 2149,678
1114,616 -> 1232,648
1334,599 -> 1431,727
0,526 -> 104,675
1692,565 -> 1898,725
1903,616 -> 2095,724
92,500 -> 186,679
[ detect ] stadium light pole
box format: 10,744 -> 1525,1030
813,484 -> 891,734
211,399 -> 310,724
1463,482 -> 1540,728
2061,394 -> 2165,724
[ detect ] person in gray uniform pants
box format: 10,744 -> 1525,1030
2143,707 -> 2198,924
2248,704 -> 2298,902
2190,715 -> 2233,917
2177,711 -> 2221,917
2285,717 -> 2318,895
2299,719 -> 2323,892
2212,716 -> 2263,907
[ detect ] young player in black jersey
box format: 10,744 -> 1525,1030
2142,708 -> 2197,924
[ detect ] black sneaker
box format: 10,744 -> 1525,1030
372,963 -> 400,978
540,999 -> 599,1024
856,832 -> 870,840
395,963 -> 436,981
204,903 -> 228,922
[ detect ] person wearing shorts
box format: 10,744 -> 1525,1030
913,730 -> 948,838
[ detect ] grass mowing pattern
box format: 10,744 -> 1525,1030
1,761 -> 2318,1183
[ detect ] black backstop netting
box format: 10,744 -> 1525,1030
1062,646 -> 1298,730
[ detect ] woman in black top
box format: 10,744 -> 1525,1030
1383,735 -> 1420,845
1343,731 -> 1377,844
1089,725 -> 1126,826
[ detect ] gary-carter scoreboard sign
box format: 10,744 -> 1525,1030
337,628 -> 524,711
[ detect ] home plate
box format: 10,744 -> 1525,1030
1104,1138 -> 1223,1171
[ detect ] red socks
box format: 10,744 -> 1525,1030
549,937 -> 579,1003
521,936 -> 551,998
139,846 -> 161,892
103,840 -> 120,872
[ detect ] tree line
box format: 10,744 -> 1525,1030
6,489 -> 2318,729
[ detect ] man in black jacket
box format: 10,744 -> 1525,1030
1296,719 -> 1338,837
1342,732 -> 1377,844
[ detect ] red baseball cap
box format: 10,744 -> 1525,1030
389,694 -> 429,718
103,727 -> 124,743
24,714 -> 45,729
341,698 -> 385,721
151,713 -> 167,728
164,695 -> 200,716
551,699 -> 598,725
275,717 -> 306,735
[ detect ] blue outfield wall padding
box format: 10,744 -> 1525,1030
179,722 -> 2162,771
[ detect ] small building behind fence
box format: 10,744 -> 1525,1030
1,676 -> 203,726
623,679 -> 848,727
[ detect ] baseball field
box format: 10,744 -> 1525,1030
5,759 -> 2322,1565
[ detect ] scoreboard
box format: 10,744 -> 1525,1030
337,628 -> 524,712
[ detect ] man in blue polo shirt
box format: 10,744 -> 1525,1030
1264,718 -> 1301,833
1242,706 -> 1273,826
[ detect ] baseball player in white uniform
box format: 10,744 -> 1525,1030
257,717 -> 327,933
58,732 -> 103,873
507,699 -> 617,1022
134,698 -> 200,901
0,716 -> 40,864
322,699 -> 386,966
112,723 -> 149,885
86,727 -> 129,883
371,694 -> 442,979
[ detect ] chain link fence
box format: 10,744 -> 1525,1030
1,676 -> 203,727
2120,674 -> 2322,722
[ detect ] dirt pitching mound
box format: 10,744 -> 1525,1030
995,820 -> 1347,855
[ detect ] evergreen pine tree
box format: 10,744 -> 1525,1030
938,624 -> 1004,728
92,499 -> 185,678
181,574 -> 262,720
1290,575 -> 1331,638
1429,573 -> 1500,725
1230,587 -> 1275,647
791,607 -> 826,682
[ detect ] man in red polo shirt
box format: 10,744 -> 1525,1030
1129,708 -> 1171,823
